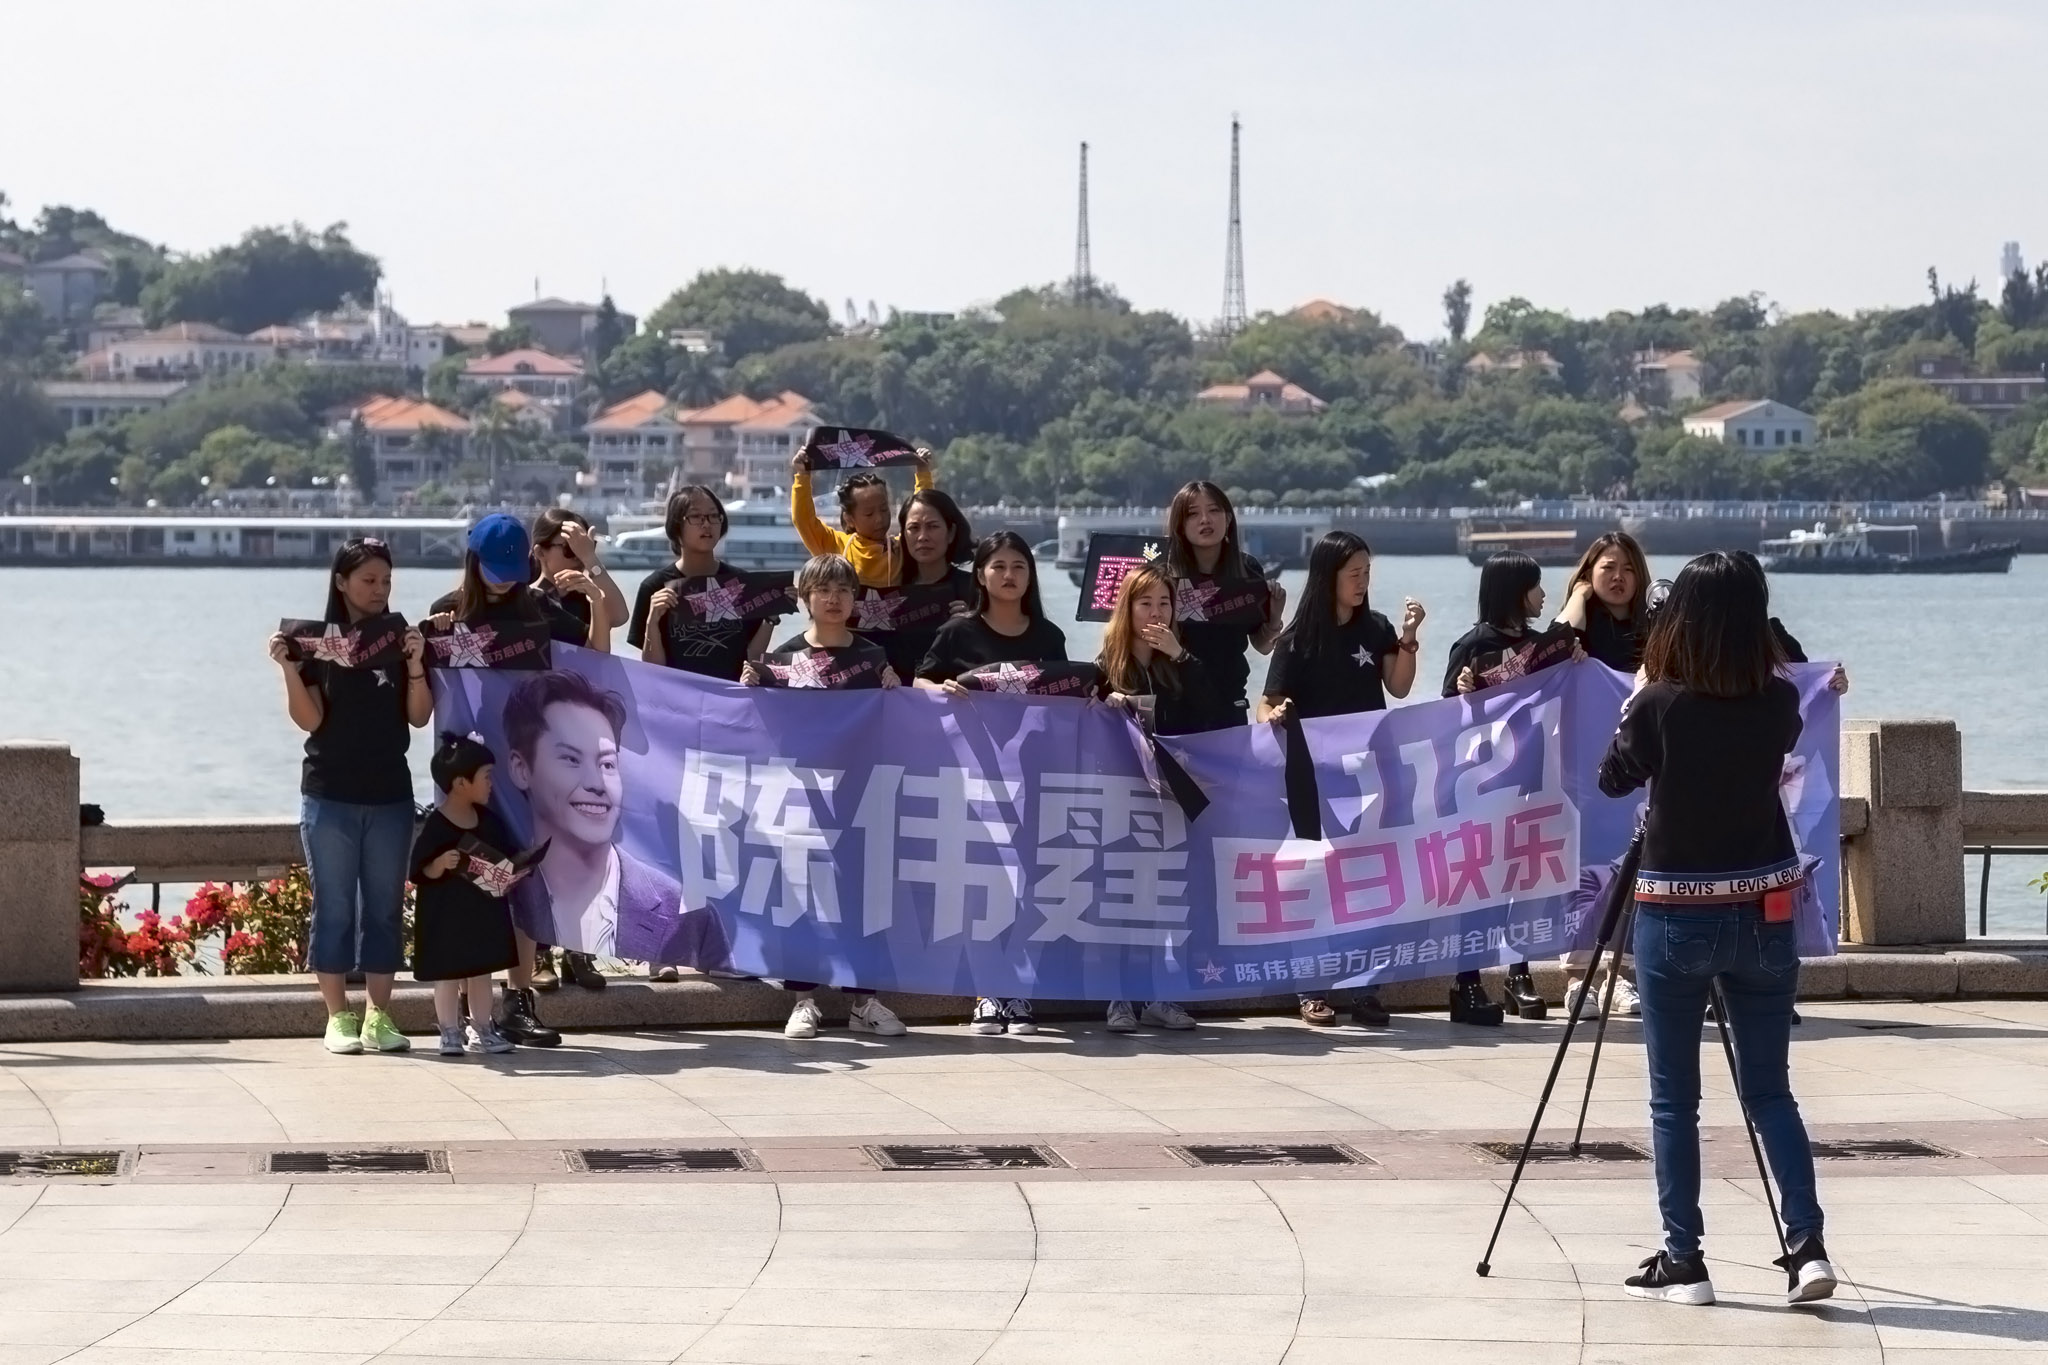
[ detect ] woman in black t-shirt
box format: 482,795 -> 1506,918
743,554 -> 912,1042
636,485 -> 775,681
915,531 -> 1066,1038
1256,531 -> 1424,1031
1162,481 -> 1286,725
876,488 -> 977,683
1554,532 -> 1651,674
266,537 -> 432,1056
531,508 -> 628,647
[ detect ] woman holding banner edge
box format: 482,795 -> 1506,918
1162,482 -> 1285,727
1256,531 -> 1423,1030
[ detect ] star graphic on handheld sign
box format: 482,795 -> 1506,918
854,589 -> 907,630
1197,960 -> 1227,985
984,661 -> 1040,694
1176,579 -> 1221,623
767,650 -> 834,689
433,624 -> 497,668
818,430 -> 878,467
684,576 -> 748,623
466,854 -> 519,898
1352,645 -> 1373,668
305,624 -> 358,666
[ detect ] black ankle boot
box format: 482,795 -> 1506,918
498,987 -> 561,1048
1503,965 -> 1546,1020
1449,974 -> 1504,1027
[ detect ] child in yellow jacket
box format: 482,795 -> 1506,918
789,447 -> 935,588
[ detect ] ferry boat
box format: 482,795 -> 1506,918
1459,524 -> 1582,567
0,514 -> 470,566
603,499 -> 813,572
1759,521 -> 2019,574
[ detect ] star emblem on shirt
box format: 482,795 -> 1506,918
429,624 -> 497,668
984,661 -> 1040,693
1352,645 -> 1373,667
1175,579 -> 1220,623
854,589 -> 908,630
818,430 -> 877,467
767,649 -> 834,688
1196,961 -> 1227,984
684,576 -> 747,623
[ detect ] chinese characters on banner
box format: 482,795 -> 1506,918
430,650 -> 1841,998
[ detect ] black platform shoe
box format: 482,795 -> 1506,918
1502,964 -> 1546,1020
1449,973 -> 1504,1027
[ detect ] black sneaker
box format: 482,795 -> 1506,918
1774,1233 -> 1838,1304
1448,976 -> 1503,1027
1001,998 -> 1038,1034
498,987 -> 561,1048
563,952 -> 606,991
969,997 -> 1006,1035
1625,1251 -> 1715,1305
1502,966 -> 1546,1020
1350,991 -> 1390,1027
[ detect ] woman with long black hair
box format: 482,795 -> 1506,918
267,538 -> 432,1054
1163,481 -> 1285,726
1555,531 -> 1652,674
879,487 -> 976,684
1256,531 -> 1423,1029
1600,551 -> 1835,1307
916,530 -> 1068,1037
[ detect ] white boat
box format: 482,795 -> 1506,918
603,499 -> 816,572
1054,507 -> 1332,575
1759,521 -> 2018,575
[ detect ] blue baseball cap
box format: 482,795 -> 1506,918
468,513 -> 531,587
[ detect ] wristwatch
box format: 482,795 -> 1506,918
587,562 -> 608,579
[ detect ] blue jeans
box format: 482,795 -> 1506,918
1635,901 -> 1823,1257
300,796 -> 415,976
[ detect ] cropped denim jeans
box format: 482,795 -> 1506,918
300,795 -> 414,976
1634,900 -> 1824,1258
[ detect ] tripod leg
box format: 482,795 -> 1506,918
1709,977 -> 1790,1260
1570,903 -> 1635,1156
1476,923 -> 1621,1277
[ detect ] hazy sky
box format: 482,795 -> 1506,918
7,1 -> 2046,338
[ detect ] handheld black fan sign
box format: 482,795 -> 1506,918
850,582 -> 962,633
800,425 -> 920,471
1076,534 -> 1166,622
957,660 -> 1103,698
672,569 -> 797,625
757,645 -> 891,690
419,617 -> 552,670
277,613 -> 408,669
455,835 -> 550,898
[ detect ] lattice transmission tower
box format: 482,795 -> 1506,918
1073,141 -> 1094,304
1220,116 -> 1247,335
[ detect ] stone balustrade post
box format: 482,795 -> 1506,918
0,743 -> 81,992
1840,719 -> 1965,944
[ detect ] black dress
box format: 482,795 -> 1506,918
410,807 -> 521,981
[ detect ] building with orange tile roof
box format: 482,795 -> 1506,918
461,348 -> 585,430
584,391 -> 685,502
671,393 -> 771,487
333,395 -> 471,494
107,322 -> 270,380
732,392 -> 820,496
1193,369 -> 1328,416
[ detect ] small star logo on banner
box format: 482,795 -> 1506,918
855,590 -> 908,630
984,662 -> 1040,694
1176,579 -> 1221,623
684,577 -> 747,623
768,650 -> 834,688
432,625 -> 497,668
465,854 -> 519,898
1196,961 -> 1227,984
818,430 -> 877,467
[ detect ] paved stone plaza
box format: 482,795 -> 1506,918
3,999 -> 2048,1362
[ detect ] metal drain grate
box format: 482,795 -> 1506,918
867,1144 -> 1066,1172
266,1149 -> 448,1175
0,1150 -> 126,1178
568,1147 -> 758,1173
1809,1138 -> 1956,1161
1171,1143 -> 1372,1168
1472,1140 -> 1649,1163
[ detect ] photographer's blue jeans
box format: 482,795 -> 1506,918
1634,901 -> 1823,1258
301,796 -> 414,976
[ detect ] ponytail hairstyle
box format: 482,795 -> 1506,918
970,530 -> 1046,621
1164,479 -> 1250,581
1476,551 -> 1543,631
1096,563 -> 1181,697
324,536 -> 394,624
1277,530 -> 1371,662
429,730 -> 495,793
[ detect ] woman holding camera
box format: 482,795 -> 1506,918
1598,551 -> 1835,1307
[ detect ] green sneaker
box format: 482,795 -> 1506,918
323,1011 -> 363,1055
360,1007 -> 410,1053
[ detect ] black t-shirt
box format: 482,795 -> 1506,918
626,564 -> 685,649
540,580 -> 594,635
1578,609 -> 1644,674
634,561 -> 763,682
917,614 -> 1069,682
298,654 -> 413,805
1260,609 -> 1400,720
766,632 -> 893,689
1599,677 -> 1802,880
1100,654 -> 1234,736
1176,553 -> 1267,716
870,567 -> 976,684
429,587 -> 589,647
1441,623 -> 1531,697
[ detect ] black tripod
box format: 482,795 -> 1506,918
1475,829 -> 1791,1276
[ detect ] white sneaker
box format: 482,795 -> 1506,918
784,997 -> 822,1039
847,997 -> 906,1037
1105,1000 -> 1138,1033
1564,979 -> 1589,1018
1141,1001 -> 1196,1030
437,1025 -> 465,1057
1001,999 -> 1038,1034
1612,976 -> 1642,1017
465,1022 -> 514,1054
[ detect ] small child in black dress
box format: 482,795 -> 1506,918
412,732 -> 523,1055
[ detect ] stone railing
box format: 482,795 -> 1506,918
3,721 -> 2045,993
